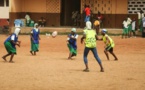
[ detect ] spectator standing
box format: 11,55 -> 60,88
97,11 -> 104,28
127,15 -> 132,37
122,19 -> 128,38
142,17 -> 145,37
84,5 -> 91,22
137,10 -> 144,32
131,18 -> 136,38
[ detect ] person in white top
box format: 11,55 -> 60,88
142,17 -> 145,28
25,13 -> 31,26
122,19 -> 128,38
131,18 -> 136,38
143,17 -> 145,36
137,10 -> 144,32
127,16 -> 132,37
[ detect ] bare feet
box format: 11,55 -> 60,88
71,54 -> 76,58
83,69 -> 89,72
68,57 -> 72,60
9,61 -> 15,63
114,58 -> 118,61
2,57 -> 7,61
100,68 -> 104,72
34,52 -> 36,55
30,51 -> 34,55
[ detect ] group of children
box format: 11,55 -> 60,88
122,16 -> 136,38
2,23 -> 40,63
67,21 -> 118,72
2,21 -> 118,72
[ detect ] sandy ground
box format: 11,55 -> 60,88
0,34 -> 145,90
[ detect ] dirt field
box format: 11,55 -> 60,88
0,34 -> 145,90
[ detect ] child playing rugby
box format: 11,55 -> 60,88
2,28 -> 21,63
81,21 -> 104,72
100,29 -> 118,61
30,23 -> 40,55
67,28 -> 78,60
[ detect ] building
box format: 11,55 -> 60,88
8,0 -> 145,28
0,0 -> 9,27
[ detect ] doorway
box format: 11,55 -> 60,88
61,0 -> 80,26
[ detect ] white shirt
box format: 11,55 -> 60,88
15,24 -> 21,28
132,21 -> 136,30
25,14 -> 30,20
122,20 -> 126,25
75,34 -> 78,39
67,34 -> 78,40
31,28 -> 39,34
127,18 -> 132,25
137,12 -> 141,19
142,13 -> 144,18
137,12 -> 144,19
142,17 -> 145,22
123,21 -> 128,28
142,17 -> 145,27
11,35 -> 15,41
143,22 -> 145,27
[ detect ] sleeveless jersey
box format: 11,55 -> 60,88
103,34 -> 115,47
84,30 -> 96,48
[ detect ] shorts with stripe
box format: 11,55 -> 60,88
105,45 -> 113,52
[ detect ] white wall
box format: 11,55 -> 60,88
0,7 -> 9,19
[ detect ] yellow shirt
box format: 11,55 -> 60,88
103,34 -> 115,47
84,30 -> 96,48
94,20 -> 100,26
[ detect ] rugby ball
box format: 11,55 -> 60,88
94,20 -> 100,26
52,31 -> 58,38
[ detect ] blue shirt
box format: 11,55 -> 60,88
4,33 -> 18,48
68,34 -> 78,49
31,29 -> 40,44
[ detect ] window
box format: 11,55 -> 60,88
6,0 -> 9,6
0,0 -> 4,6
0,0 -> 9,7
128,0 -> 145,14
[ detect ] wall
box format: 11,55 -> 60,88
9,0 -> 61,27
10,0 -> 22,12
81,0 -> 127,14
113,0 -> 128,28
10,0 -> 130,28
128,0 -> 145,14
21,0 -> 46,12
0,7 -> 9,19
9,0 -> 22,26
80,0 -> 128,28
0,0 -> 9,19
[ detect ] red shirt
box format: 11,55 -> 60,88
85,7 -> 90,16
97,15 -> 103,20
